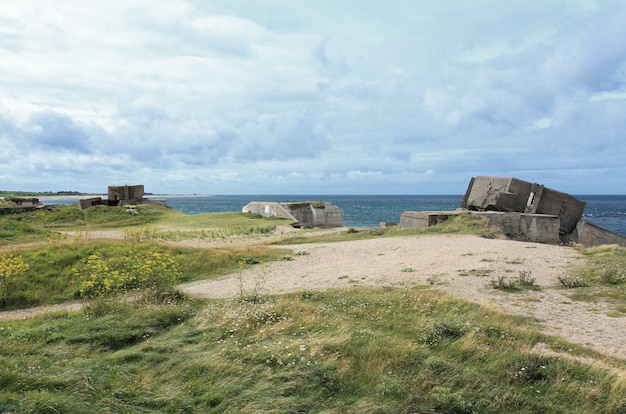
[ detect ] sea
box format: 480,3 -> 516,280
42,194 -> 626,237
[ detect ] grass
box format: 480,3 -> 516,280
1,287 -> 624,413
1,204 -> 290,245
560,245 -> 626,315
0,240 -> 288,311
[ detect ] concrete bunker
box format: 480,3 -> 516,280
78,185 -> 168,210
401,176 -> 626,247
242,201 -> 344,228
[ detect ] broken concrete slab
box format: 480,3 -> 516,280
461,176 -> 586,236
566,220 -> 626,247
400,210 -> 562,244
401,176 -> 624,246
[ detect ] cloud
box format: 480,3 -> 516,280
0,0 -> 625,194
20,110 -> 101,153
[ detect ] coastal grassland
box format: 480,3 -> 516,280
560,244 -> 626,315
1,287 -> 624,413
272,212 -> 502,245
1,204 -> 288,245
0,205 -> 154,245
0,240 -> 288,311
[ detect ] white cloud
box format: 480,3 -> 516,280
0,0 -> 625,194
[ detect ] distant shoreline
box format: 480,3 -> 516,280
37,194 -> 211,201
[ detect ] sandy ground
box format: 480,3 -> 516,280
179,233 -> 626,361
2,229 -> 625,362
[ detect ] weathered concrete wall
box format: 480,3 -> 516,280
77,197 -> 103,210
530,186 -> 586,235
108,185 -> 145,203
287,203 -> 315,227
473,212 -> 561,243
400,211 -> 458,228
7,198 -> 42,207
312,203 -> 344,228
461,176 -> 585,237
242,201 -> 344,228
77,185 -> 167,209
567,221 -> 626,247
242,202 -> 296,221
461,176 -> 533,212
399,210 -> 561,243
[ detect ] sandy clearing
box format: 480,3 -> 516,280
179,234 -> 626,361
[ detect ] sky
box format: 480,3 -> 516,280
1,1 -> 625,195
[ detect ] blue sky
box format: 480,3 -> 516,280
1,1 -> 625,194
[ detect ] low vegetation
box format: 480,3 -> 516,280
0,240 -> 288,311
0,204 -> 289,246
1,204 -> 625,412
490,270 -> 539,292
557,244 -> 626,316
1,288 -> 625,413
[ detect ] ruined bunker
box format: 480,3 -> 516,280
242,201 -> 344,228
401,176 -> 626,247
78,185 -> 168,210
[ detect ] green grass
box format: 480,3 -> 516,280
1,241 -> 289,311
0,287 -> 624,413
562,245 -> 626,314
1,204 -> 291,245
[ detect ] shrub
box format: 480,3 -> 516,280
74,251 -> 181,300
518,270 -> 536,287
598,261 -> 626,285
0,254 -> 29,305
491,271 -> 538,292
557,274 -> 589,288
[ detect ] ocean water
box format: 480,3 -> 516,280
156,195 -> 462,228
42,194 -> 626,236
577,195 -> 626,237
152,194 -> 626,237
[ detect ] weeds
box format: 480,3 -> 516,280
0,254 -> 29,306
122,224 -> 161,241
159,225 -> 277,241
490,271 -> 539,292
237,260 -> 270,303
598,261 -> 626,284
557,274 -> 589,288
572,245 -> 626,305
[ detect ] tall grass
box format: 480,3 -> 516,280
0,287 -> 623,413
